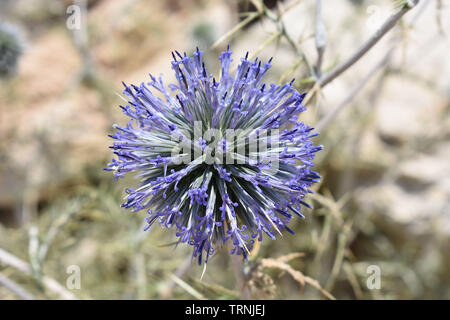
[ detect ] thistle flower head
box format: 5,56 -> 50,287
106,46 -> 322,264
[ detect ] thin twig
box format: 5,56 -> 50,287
230,253 -> 251,299
249,31 -> 281,60
135,253 -> 147,300
191,278 -> 239,298
0,272 -> 35,300
170,274 -> 206,300
436,0 -> 446,36
318,0 -> 419,88
212,0 -> 304,50
28,226 -> 41,280
39,200 -> 82,263
314,0 -> 326,77
0,248 -> 78,300
279,58 -> 303,83
211,12 -> 261,49
279,20 -> 315,77
410,0 -> 431,25
260,257 -> 336,300
325,232 -> 348,292
160,256 -> 193,299
250,0 -> 315,77
315,48 -> 394,131
343,262 -> 363,299
277,252 -> 305,263
312,213 -> 332,277
231,32 -> 282,73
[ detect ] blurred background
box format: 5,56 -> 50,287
0,0 -> 449,300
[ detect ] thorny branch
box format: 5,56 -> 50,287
316,47 -> 394,131
317,0 -> 419,88
213,0 -> 419,108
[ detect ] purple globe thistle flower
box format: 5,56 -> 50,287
106,46 -> 322,264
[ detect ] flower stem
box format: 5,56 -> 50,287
230,252 -> 251,299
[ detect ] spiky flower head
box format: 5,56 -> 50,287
0,22 -> 25,78
106,46 -> 322,264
